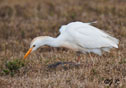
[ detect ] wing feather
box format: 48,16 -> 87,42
64,22 -> 119,49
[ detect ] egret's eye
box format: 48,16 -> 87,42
33,45 -> 36,47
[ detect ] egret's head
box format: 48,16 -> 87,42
24,36 -> 49,59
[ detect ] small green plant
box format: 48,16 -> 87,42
119,59 -> 126,64
2,59 -> 25,76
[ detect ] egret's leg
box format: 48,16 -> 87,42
76,52 -> 81,64
77,55 -> 80,63
89,53 -> 92,59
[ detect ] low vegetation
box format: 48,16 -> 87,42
1,59 -> 25,76
0,0 -> 126,88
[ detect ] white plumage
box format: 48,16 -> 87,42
24,21 -> 119,59
58,21 -> 119,55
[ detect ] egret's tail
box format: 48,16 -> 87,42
107,36 -> 119,48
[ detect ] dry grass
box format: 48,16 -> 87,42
0,0 -> 126,88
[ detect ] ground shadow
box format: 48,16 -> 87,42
46,61 -> 83,71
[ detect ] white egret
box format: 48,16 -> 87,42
24,21 -> 119,62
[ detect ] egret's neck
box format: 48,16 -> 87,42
45,37 -> 61,47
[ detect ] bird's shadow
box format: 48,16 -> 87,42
46,61 -> 82,71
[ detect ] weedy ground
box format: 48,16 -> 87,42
0,0 -> 126,88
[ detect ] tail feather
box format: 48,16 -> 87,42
108,36 -> 119,44
107,36 -> 119,48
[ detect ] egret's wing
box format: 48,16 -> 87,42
65,22 -> 119,49
59,21 -> 96,33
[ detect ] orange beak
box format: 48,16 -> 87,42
24,47 -> 33,59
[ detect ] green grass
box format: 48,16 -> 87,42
2,59 -> 25,76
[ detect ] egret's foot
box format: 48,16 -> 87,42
76,61 -> 81,65
47,61 -> 81,69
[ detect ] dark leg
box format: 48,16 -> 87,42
76,51 -> 81,64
